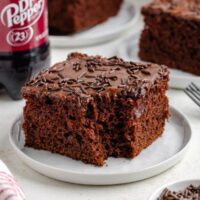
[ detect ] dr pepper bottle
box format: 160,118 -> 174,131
0,0 -> 50,100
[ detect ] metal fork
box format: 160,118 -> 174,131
184,82 -> 200,107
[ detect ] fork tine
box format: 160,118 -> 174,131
186,86 -> 200,101
191,82 -> 200,92
188,85 -> 200,95
188,83 -> 200,95
184,88 -> 200,107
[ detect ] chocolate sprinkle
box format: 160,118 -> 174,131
73,62 -> 82,71
26,52 -> 168,98
157,185 -> 200,200
141,69 -> 151,75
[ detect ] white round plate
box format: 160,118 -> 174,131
149,179 -> 200,200
49,0 -> 139,48
10,106 -> 191,185
118,34 -> 200,89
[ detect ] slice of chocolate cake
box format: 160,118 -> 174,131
139,0 -> 200,75
22,53 -> 169,166
48,0 -> 123,35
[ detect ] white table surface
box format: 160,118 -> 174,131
0,1 -> 200,199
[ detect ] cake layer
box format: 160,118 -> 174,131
22,53 -> 169,166
139,0 -> 200,75
48,0 -> 123,35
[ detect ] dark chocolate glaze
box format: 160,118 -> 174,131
22,53 -> 168,99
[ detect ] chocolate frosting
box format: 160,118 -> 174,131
143,0 -> 200,19
23,53 -> 168,99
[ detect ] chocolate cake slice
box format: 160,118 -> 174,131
139,0 -> 200,75
48,0 -> 123,35
22,53 -> 169,166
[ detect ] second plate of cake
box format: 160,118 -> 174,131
118,34 -> 200,89
10,106 -> 191,185
49,0 -> 139,47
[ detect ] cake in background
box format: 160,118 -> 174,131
48,0 -> 123,35
139,0 -> 200,75
22,53 -> 169,166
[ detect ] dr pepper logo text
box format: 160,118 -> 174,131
0,0 -> 44,47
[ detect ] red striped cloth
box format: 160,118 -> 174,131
0,161 -> 26,200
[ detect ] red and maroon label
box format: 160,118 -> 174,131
0,0 -> 48,52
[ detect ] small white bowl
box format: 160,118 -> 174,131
149,179 -> 200,200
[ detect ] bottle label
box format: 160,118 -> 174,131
0,0 -> 48,52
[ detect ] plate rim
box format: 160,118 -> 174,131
9,105 -> 192,178
49,0 -> 140,47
